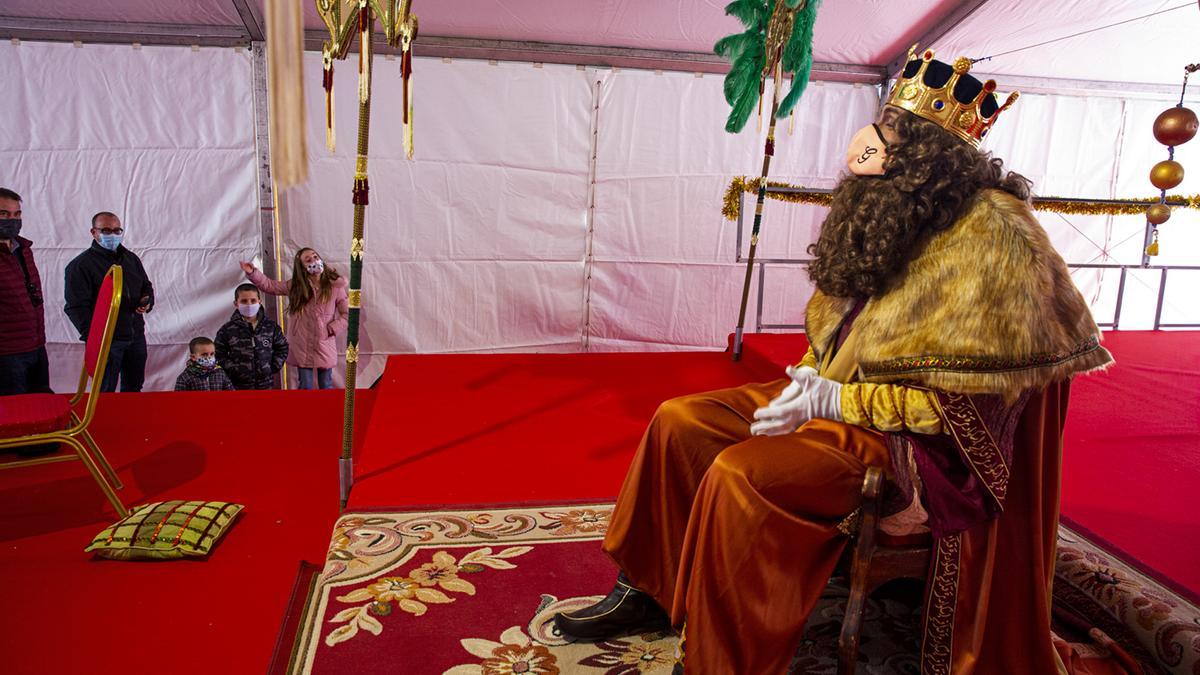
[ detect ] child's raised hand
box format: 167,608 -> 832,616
239,261 -> 256,274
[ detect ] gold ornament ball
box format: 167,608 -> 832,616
1153,107 -> 1198,146
1150,160 -> 1185,190
1146,203 -> 1172,225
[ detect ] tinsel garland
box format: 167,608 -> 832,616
721,176 -> 1200,220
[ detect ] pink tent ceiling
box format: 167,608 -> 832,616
2,1 -> 1198,85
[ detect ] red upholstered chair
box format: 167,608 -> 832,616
835,466 -> 933,675
0,265 -> 128,517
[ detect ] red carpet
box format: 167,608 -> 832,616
0,388 -> 375,675
349,332 -> 1200,602
279,505 -> 1177,675
1056,331 -> 1200,603
1,331 -> 1196,675
346,350 -> 773,508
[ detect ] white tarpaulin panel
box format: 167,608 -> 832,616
0,41 -> 259,392
280,55 -> 593,385
985,90 -> 1200,327
6,40 -> 1199,392
589,69 -> 879,348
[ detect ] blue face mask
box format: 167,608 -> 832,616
194,355 -> 216,369
98,233 -> 123,251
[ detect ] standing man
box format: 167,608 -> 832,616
64,211 -> 155,392
0,188 -> 50,396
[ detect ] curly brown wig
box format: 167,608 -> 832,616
807,109 -> 1032,299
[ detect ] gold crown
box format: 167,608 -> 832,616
884,44 -> 1019,147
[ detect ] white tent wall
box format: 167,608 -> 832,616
0,41 -> 260,393
986,91 -> 1200,329
587,73 -> 879,350
280,56 -> 596,388
5,42 -> 1198,391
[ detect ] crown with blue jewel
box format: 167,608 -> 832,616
885,44 -> 1019,147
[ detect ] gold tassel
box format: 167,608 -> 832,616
358,2 -> 371,104
322,50 -> 335,151
400,16 -> 417,160
1146,228 -> 1160,257
404,76 -> 414,159
788,109 -> 795,136
400,44 -> 415,158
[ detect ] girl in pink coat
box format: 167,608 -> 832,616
240,247 -> 348,389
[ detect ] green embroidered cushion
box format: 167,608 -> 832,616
85,501 -> 244,560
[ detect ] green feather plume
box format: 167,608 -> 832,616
715,0 -> 821,132
776,1 -> 820,119
715,1 -> 769,133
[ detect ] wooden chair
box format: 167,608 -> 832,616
0,265 -> 128,517
836,466 -> 932,675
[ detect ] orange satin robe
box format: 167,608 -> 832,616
602,379 -> 891,673
603,377 -> 1121,675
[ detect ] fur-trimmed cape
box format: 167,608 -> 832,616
805,188 -> 1113,401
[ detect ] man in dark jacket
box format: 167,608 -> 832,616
0,188 -> 50,396
64,211 -> 155,393
215,284 -> 288,390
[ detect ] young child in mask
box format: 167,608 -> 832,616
174,337 -> 235,391
239,247 -> 348,390
214,284 -> 289,390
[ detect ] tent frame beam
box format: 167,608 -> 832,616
229,0 -> 265,42
376,35 -> 885,82
883,0 -> 994,80
2,15 -> 1195,96
0,16 -> 882,82
0,16 -> 249,47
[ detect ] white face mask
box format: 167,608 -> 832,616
237,302 -> 259,318
306,260 -> 325,275
845,123 -> 890,176
194,355 -> 216,368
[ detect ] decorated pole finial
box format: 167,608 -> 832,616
715,0 -> 821,360
315,0 -> 419,510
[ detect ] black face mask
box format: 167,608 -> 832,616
0,218 -> 20,241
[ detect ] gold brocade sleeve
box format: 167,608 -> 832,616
796,346 -> 818,370
841,382 -> 945,434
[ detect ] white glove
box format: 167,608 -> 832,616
769,365 -> 815,407
750,365 -> 843,436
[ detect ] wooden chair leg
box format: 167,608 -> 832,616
78,427 -> 123,490
838,467 -> 883,675
838,535 -> 876,673
62,436 -> 128,518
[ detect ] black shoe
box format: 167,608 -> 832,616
553,572 -> 671,641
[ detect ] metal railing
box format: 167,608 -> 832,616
733,189 -> 1200,346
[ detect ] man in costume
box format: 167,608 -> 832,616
555,47 -> 1114,674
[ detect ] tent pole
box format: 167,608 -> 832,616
250,41 -> 288,388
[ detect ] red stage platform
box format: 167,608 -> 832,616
0,331 -> 1196,674
350,330 -> 1200,604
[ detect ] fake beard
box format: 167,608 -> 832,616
807,173 -> 922,299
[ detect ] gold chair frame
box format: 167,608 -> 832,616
0,265 -> 128,517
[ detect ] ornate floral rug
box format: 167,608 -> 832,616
277,504 -> 1198,675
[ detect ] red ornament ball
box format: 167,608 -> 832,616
1153,107 -> 1198,146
